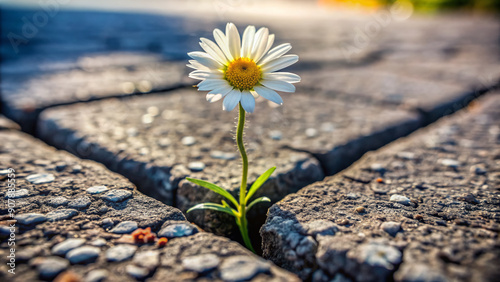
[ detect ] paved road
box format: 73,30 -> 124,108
1,1 -> 499,281
261,93 -> 500,281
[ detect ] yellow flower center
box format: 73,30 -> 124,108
224,58 -> 261,91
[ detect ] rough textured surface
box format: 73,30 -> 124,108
297,16 -> 500,122
155,233 -> 299,282
37,88 -> 422,238
2,2 -> 500,280
300,67 -> 465,111
1,7 -> 217,72
0,115 -> 20,131
0,7 -> 219,131
1,59 -> 188,131
0,130 -> 298,281
36,89 -> 326,240
261,94 -> 500,281
0,131 -> 185,229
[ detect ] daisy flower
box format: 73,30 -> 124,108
187,22 -> 300,113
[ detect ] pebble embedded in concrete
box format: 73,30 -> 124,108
438,158 -> 460,168
158,222 -> 198,238
26,173 -> 55,184
110,221 -> 138,234
15,213 -> 47,225
84,269 -> 109,282
396,151 -> 415,160
300,220 -> 339,238
182,254 -> 220,273
380,222 -> 401,237
90,238 -> 107,247
350,242 -> 402,273
370,163 -> 386,173
126,265 -> 149,279
106,245 -> 138,262
66,246 -> 101,264
389,194 -> 411,206
52,238 -> 86,256
48,196 -> 69,207
219,256 -> 270,282
86,185 -> 109,194
210,150 -> 236,160
269,130 -> 283,140
188,161 -> 205,172
102,218 -> 114,229
305,128 -> 318,138
102,189 -> 133,202
46,209 -> 79,221
181,136 -> 196,146
133,250 -> 160,271
36,256 -> 70,280
6,188 -> 29,199
68,196 -> 92,209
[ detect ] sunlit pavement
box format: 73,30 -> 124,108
1,1 -> 499,281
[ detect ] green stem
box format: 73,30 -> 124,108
237,216 -> 255,253
236,102 -> 254,252
237,103 -> 248,206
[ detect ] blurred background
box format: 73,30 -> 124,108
322,0 -> 500,12
1,0 -> 499,256
2,0 -> 498,74
1,0 -> 499,131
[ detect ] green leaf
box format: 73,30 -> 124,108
186,177 -> 239,208
247,196 -> 271,211
221,200 -> 231,209
245,166 -> 276,204
187,202 -> 238,217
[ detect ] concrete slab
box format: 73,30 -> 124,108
1,7 -> 216,67
1,59 -> 188,132
37,89 -> 333,237
0,129 -> 185,230
0,115 -> 20,130
261,93 -> 500,281
296,15 -> 500,123
1,52 -> 163,77
0,130 -> 298,282
37,88 -> 421,240
369,17 -> 500,64
299,58 -> 499,110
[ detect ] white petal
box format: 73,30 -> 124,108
188,51 -> 222,70
241,25 -> 256,58
261,54 -> 298,73
258,43 -> 292,65
240,91 -> 255,113
206,93 -> 223,103
251,27 -> 269,62
207,84 -> 233,103
253,86 -> 283,105
187,60 -> 209,71
264,34 -> 275,55
200,38 -> 228,64
223,89 -> 242,111
214,28 -> 234,61
208,84 -> 233,96
226,23 -> 241,60
260,79 -> 296,92
263,72 -> 301,83
197,79 -> 229,91
189,70 -> 223,80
